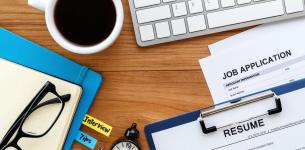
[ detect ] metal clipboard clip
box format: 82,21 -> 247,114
199,91 -> 282,134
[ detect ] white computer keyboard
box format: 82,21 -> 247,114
128,0 -> 305,47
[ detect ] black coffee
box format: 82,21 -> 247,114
54,0 -> 117,46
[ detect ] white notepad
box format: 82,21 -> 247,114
0,58 -> 82,150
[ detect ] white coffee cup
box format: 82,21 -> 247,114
28,0 -> 124,54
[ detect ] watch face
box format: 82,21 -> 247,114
111,141 -> 140,150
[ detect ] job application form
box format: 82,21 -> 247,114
200,18 -> 305,104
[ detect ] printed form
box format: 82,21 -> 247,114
200,17 -> 305,104
152,89 -> 305,150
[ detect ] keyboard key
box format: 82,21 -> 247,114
134,0 -> 160,8
221,0 -> 235,8
187,15 -> 206,32
188,0 -> 204,14
171,19 -> 187,35
136,5 -> 171,24
284,0 -> 304,14
237,0 -> 251,5
155,21 -> 171,38
139,25 -> 155,41
172,2 -> 187,17
207,0 -> 284,28
204,0 -> 220,11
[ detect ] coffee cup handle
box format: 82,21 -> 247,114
28,0 -> 50,11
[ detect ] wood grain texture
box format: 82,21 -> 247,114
0,0 -> 249,149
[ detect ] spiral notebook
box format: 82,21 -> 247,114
0,58 -> 82,149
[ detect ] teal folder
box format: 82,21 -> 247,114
0,28 -> 102,149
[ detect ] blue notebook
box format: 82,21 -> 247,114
145,78 -> 305,150
0,28 -> 102,149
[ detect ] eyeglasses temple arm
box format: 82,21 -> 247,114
31,94 -> 71,112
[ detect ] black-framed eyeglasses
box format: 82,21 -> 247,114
0,81 -> 71,150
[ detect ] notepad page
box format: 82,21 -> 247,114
0,58 -> 82,150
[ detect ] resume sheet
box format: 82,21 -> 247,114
200,17 -> 305,104
152,88 -> 305,150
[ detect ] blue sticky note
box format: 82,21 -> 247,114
76,131 -> 97,149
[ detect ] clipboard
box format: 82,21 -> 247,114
145,78 -> 305,150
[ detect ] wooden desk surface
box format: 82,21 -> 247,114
0,0 -> 248,149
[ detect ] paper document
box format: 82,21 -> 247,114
152,88 -> 305,150
200,17 -> 305,104
209,17 -> 305,55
